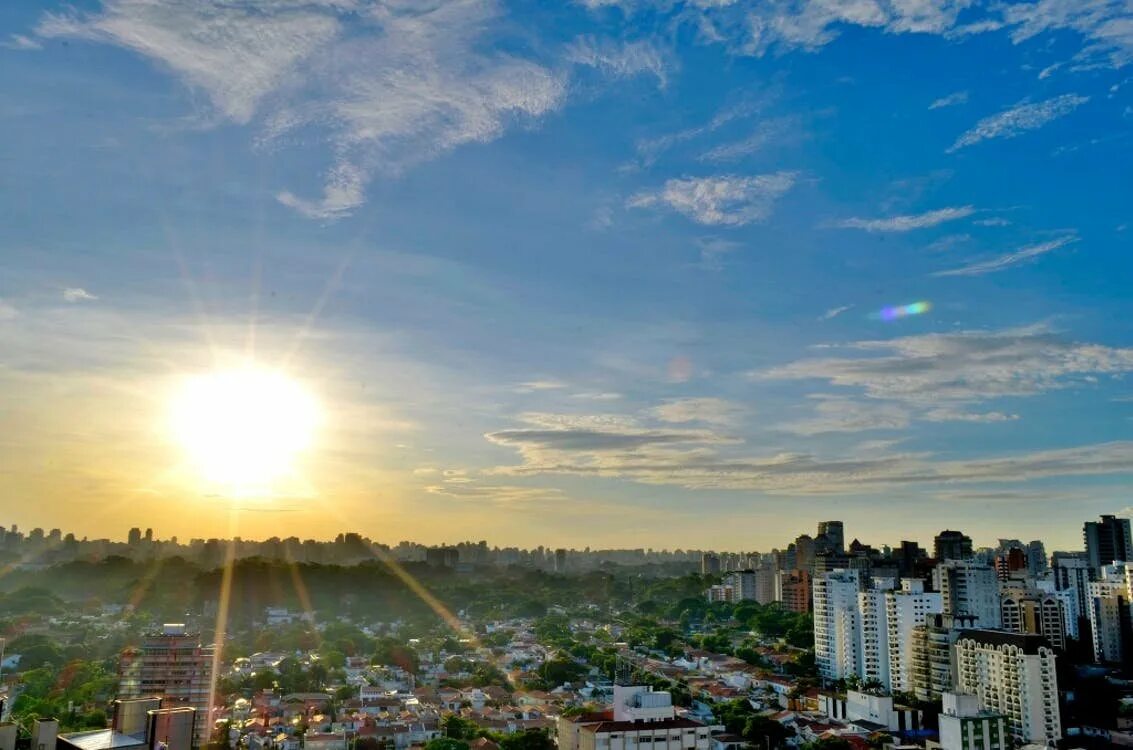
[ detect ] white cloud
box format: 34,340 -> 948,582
973,217 -> 1012,227
628,172 -> 798,226
759,324 -> 1133,405
819,305 -> 853,321
0,299 -> 18,321
923,408 -> 1019,422
37,0 -> 341,124
484,410 -> 1133,494
948,94 -> 1090,152
1003,0 -> 1133,69
62,287 -> 98,303
566,35 -> 669,88
3,34 -> 42,50
929,90 -> 968,109
780,396 -> 909,435
38,0 -> 566,220
933,235 -> 1077,276
649,397 -> 743,426
834,205 -> 975,232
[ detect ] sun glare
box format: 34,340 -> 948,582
169,368 -> 320,496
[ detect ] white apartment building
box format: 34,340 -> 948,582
885,580 -> 943,694
1087,561 -> 1133,664
934,561 -> 1002,629
815,571 -> 941,692
953,631 -> 1061,747
934,692 -> 1009,750
814,569 -> 863,681
557,686 -> 711,750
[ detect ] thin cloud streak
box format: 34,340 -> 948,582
933,235 -> 1078,276
834,205 -> 976,232
948,94 -> 1090,152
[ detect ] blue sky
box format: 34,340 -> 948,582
1,0 -> 1132,551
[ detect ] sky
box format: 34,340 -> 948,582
2,0 -> 1133,553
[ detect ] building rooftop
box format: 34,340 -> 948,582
956,629 -> 1054,655
585,718 -> 705,733
58,729 -> 147,750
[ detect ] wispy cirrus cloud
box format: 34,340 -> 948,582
929,90 -> 968,109
948,94 -> 1090,152
425,481 -> 564,505
34,0 -> 574,220
933,235 -> 1078,276
758,324 -> 1133,405
3,34 -> 42,50
628,172 -> 798,226
566,35 -> 669,87
819,305 -> 853,321
834,205 -> 975,232
698,116 -> 798,163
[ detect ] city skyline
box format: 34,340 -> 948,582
3,1 -> 1133,550
0,516 -> 1124,559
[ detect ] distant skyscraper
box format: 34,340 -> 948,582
128,527 -> 142,546
817,521 -> 845,554
700,552 -> 721,576
119,624 -> 214,748
554,548 -> 567,572
933,530 -> 973,562
1084,515 -> 1133,571
425,546 -> 459,568
953,630 -> 1061,747
794,534 -> 816,572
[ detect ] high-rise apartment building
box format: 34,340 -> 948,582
953,631 -> 1061,747
1052,554 -> 1091,639
911,614 -> 972,701
933,531 -> 973,562
1086,561 -> 1133,665
1084,514 -> 1132,571
119,624 -> 215,748
814,569 -> 863,682
1000,590 -> 1067,650
934,560 -> 1002,629
815,571 -> 941,693
775,569 -> 811,613
885,580 -> 943,694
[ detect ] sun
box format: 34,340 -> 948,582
169,368 -> 320,496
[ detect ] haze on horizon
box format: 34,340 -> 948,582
2,0 -> 1133,553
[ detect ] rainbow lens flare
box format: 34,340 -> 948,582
875,301 -> 931,321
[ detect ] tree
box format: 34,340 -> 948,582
742,716 -> 793,750
499,730 -> 555,750
443,715 -> 480,740
425,738 -> 469,750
